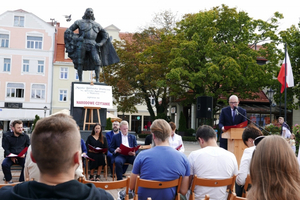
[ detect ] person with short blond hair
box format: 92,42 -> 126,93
278,117 -> 291,138
247,135 -> 300,200
0,114 -> 113,200
130,119 -> 190,200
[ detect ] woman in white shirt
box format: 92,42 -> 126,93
235,124 -> 263,197
169,122 -> 185,152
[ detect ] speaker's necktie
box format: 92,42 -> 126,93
232,110 -> 235,122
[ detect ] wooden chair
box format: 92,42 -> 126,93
112,162 -> 132,181
80,176 -> 131,200
242,174 -> 252,198
134,176 -> 182,200
0,182 -> 21,189
189,175 -> 236,200
84,155 -> 108,180
231,193 -> 246,200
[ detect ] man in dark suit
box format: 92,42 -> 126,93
106,121 -> 121,176
109,120 -> 137,180
219,95 -> 247,149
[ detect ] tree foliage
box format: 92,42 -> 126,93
104,11 -> 179,120
166,5 -> 283,111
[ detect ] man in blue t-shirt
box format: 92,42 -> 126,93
129,119 -> 190,200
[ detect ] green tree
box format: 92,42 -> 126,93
166,5 -> 283,112
104,11 -> 179,120
105,117 -> 112,130
31,115 -> 40,132
178,111 -> 187,132
279,23 -> 300,109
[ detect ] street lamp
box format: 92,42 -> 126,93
44,106 -> 47,118
267,88 -> 275,124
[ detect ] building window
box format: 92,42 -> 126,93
59,90 -> 67,102
3,58 -> 11,72
0,34 -> 9,47
75,71 -> 79,80
27,36 -> 42,49
60,67 -> 68,79
38,60 -> 44,73
31,84 -> 45,99
23,60 -> 29,72
6,83 -> 24,98
14,16 -> 24,27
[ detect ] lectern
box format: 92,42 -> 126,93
222,128 -> 247,168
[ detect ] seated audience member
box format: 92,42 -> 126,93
106,121 -> 121,175
130,119 -> 190,200
109,120 -> 137,180
2,120 -> 30,183
247,135 -> 300,200
188,125 -> 238,200
169,122 -> 185,152
0,114 -> 113,200
24,145 -> 84,181
235,124 -> 263,196
86,123 -> 108,181
144,134 -> 153,145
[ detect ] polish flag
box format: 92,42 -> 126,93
277,51 -> 294,93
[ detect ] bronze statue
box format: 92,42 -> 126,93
64,8 -> 119,82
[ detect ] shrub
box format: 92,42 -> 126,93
105,118 -> 112,130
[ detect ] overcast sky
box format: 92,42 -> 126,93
0,0 -> 299,33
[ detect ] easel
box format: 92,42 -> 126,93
83,106 -> 101,130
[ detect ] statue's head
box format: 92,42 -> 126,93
82,8 -> 95,20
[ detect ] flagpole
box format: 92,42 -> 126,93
284,43 -> 287,121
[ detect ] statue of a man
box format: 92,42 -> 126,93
64,8 -> 119,82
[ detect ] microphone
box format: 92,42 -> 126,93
234,106 -> 238,115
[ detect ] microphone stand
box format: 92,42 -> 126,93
235,108 -> 272,135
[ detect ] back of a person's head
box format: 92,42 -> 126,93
169,122 -> 176,131
195,125 -> 216,142
248,135 -> 300,200
150,119 -> 171,142
242,123 -> 263,145
31,114 -> 80,175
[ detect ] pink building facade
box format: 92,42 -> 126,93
0,9 -> 55,132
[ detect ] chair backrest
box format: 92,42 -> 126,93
80,176 -> 130,200
231,193 -> 247,200
0,182 -> 21,189
189,175 -> 237,200
134,176 -> 182,200
242,174 -> 252,198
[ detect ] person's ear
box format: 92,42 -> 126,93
73,151 -> 81,165
152,133 -> 155,140
30,152 -> 36,163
